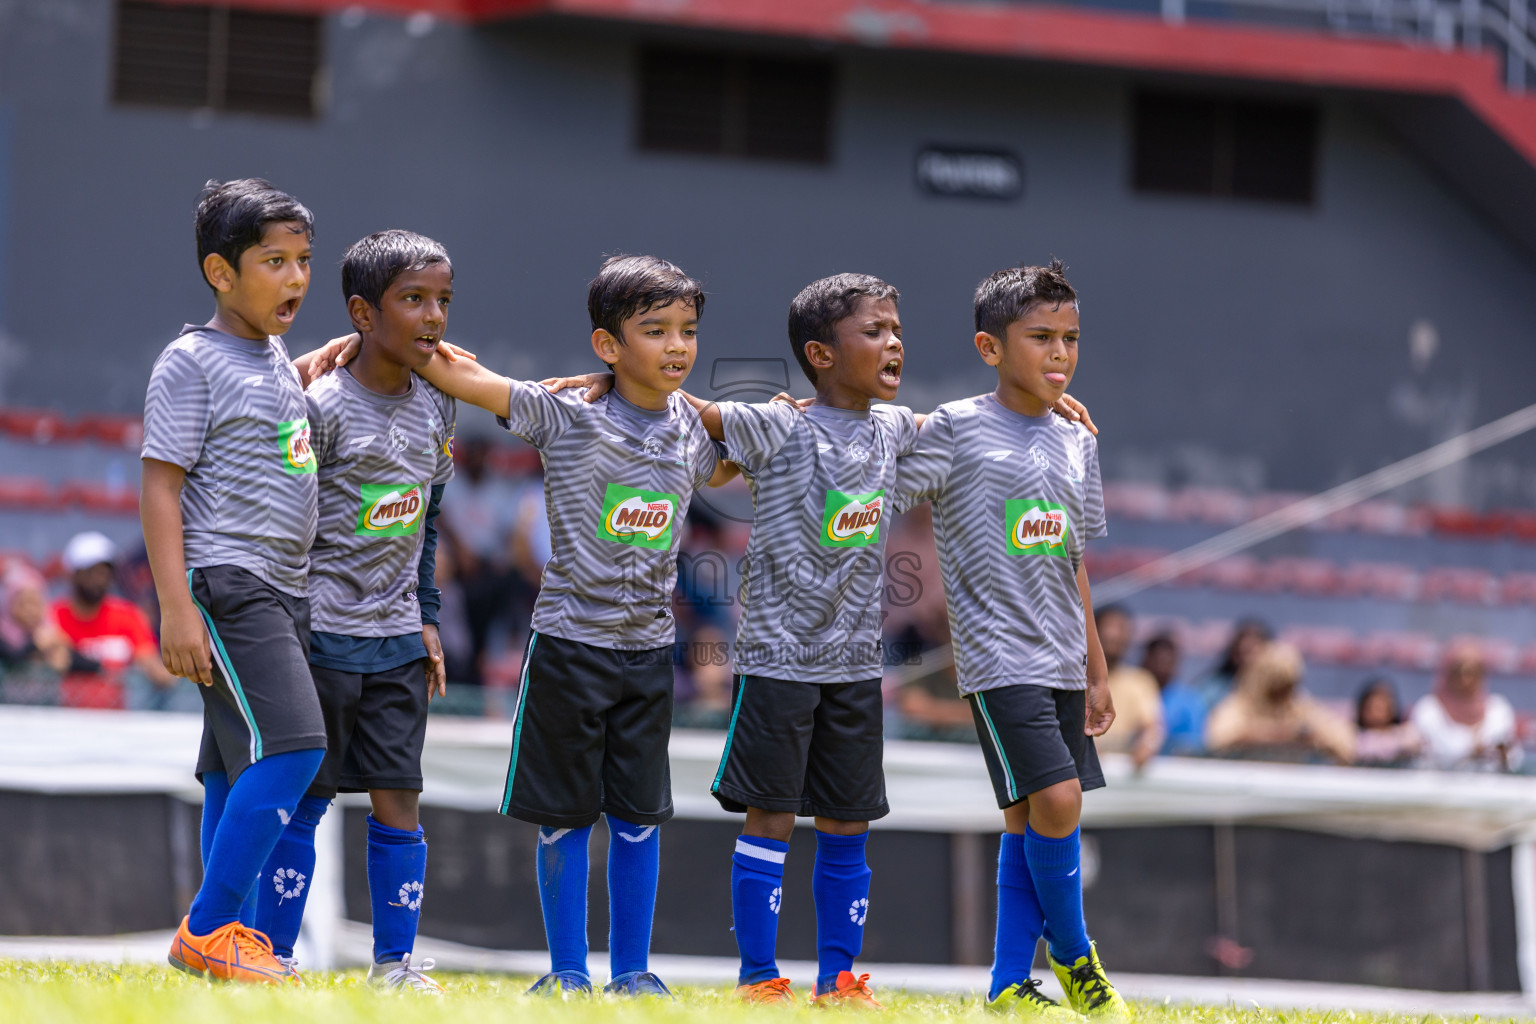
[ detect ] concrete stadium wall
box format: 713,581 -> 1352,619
2,1 -> 1536,504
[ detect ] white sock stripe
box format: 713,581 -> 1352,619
539,827 -> 572,846
735,839 -> 787,864
618,826 -> 656,843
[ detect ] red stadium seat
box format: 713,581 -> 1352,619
1100,482 -> 1171,522
1337,562 -> 1420,602
1261,557 -> 1341,595
1500,572 -> 1536,606
1195,555 -> 1262,591
1428,507 -> 1508,538
1420,567 -> 1499,605
1278,625 -> 1358,665
1168,487 -> 1250,526
58,482 -> 139,516
0,477 -> 56,510
0,408 -> 77,444
74,415 -> 144,449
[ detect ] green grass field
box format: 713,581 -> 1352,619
0,961 -> 1524,1024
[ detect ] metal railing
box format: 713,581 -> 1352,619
987,0 -> 1536,89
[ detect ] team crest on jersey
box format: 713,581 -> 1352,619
598,482 -> 680,550
1029,446 -> 1050,472
1065,448 -> 1084,483
355,483 -> 428,536
846,441 -> 870,463
821,490 -> 884,548
388,425 -> 409,452
642,436 -> 664,458
278,418 -> 316,475
1005,499 -> 1071,557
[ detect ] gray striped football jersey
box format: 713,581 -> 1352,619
141,325 -> 319,596
305,367 -> 456,637
497,380 -> 720,650
892,394 -> 1107,694
719,400 -> 918,683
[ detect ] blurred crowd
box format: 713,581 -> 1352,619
1,441 -> 1530,776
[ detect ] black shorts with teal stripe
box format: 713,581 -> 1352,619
499,631 -> 674,829
969,684 -> 1105,809
191,565 -> 326,783
711,674 -> 888,821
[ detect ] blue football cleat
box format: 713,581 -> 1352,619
603,970 -> 673,998
527,970 -> 593,996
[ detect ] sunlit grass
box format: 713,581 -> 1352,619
0,960 -> 1522,1024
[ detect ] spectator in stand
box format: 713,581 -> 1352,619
49,531 -> 181,710
1093,605 -> 1164,769
1171,618 -> 1274,753
1147,633 -> 1204,755
1205,642 -> 1355,764
0,564 -> 94,704
673,621 -> 735,730
1353,677 -> 1423,768
1411,641 -> 1522,772
435,437 -> 520,685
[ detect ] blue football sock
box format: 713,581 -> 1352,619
605,815 -> 660,977
253,795 -> 330,958
1024,825 -> 1092,965
367,815 -> 428,964
188,748 -> 324,936
812,830 -> 871,994
990,832 -> 1047,1000
732,834 -> 788,985
199,771 -> 257,926
536,824 -> 591,976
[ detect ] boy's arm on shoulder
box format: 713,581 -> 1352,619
707,457 -> 741,488
677,390 -> 724,441
415,349 -> 512,417
139,459 -> 212,687
709,396 -> 799,472
892,406 -> 954,511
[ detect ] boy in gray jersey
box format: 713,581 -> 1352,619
142,180 -> 336,984
893,261 -> 1131,1019
252,231 -> 456,992
550,276 -> 1096,1006
707,274 -> 912,1007
410,255 -> 737,997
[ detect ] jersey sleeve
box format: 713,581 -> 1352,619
1080,429 -> 1108,541
892,407 -> 956,512
718,400 -> 798,474
497,378 -> 577,450
434,391 -> 457,486
140,346 -> 211,470
692,426 -> 723,489
877,404 -> 920,458
305,388 -> 341,468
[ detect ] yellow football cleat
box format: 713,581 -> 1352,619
987,978 -> 1083,1019
1048,944 -> 1131,1019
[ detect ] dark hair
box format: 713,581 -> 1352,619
194,178 -> 314,289
787,274 -> 899,386
1355,677 -> 1402,729
1215,618 -> 1274,679
973,258 -> 1078,339
1093,603 -> 1130,627
1143,632 -> 1179,656
341,230 -> 452,308
587,254 -> 705,343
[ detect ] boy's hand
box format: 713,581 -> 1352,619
1053,393 -> 1098,435
303,333 -> 362,385
439,341 -> 478,363
539,372 -> 613,402
160,601 -> 213,686
770,392 -> 815,410
422,624 -> 447,700
1084,674 -> 1116,737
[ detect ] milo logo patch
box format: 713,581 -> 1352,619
279,418 -> 316,475
821,490 -> 884,548
599,483 -> 680,550
1006,499 -> 1070,557
356,483 -> 427,536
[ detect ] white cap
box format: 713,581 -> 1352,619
62,531 -> 117,572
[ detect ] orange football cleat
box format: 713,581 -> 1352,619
736,977 -> 797,1004
167,916 -> 297,985
811,970 -> 882,1009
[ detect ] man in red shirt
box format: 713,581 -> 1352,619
51,531 -> 176,708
